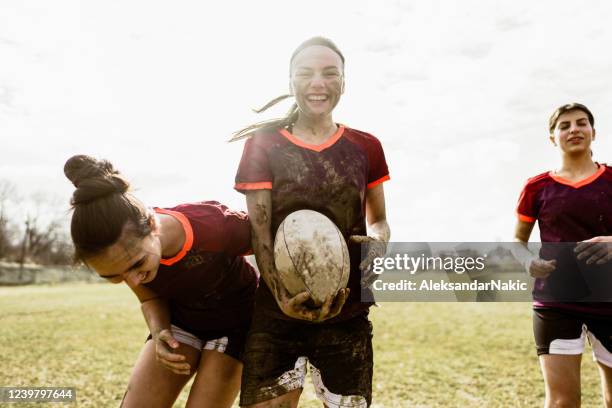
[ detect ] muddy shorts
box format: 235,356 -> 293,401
239,309 -> 373,407
533,307 -> 612,367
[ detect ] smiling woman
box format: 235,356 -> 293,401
513,103 -> 612,408
87,230 -> 162,285
229,36 -> 345,142
232,37 -> 391,408
63,155 -> 258,408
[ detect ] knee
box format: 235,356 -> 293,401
603,390 -> 612,407
546,391 -> 581,408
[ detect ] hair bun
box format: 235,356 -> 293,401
64,155 -> 130,205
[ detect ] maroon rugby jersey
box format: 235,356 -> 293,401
234,125 -> 390,322
143,201 -> 258,338
517,164 -> 612,314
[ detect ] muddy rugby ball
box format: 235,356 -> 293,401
274,210 -> 350,307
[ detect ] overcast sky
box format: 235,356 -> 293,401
2,0 -> 611,241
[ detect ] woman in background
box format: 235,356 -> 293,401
514,103 -> 612,407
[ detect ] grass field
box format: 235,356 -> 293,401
0,283 -> 606,407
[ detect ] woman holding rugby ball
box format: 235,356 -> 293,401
514,103 -> 612,407
64,155 -> 257,408
232,37 -> 390,407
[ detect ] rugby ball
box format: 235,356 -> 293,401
274,210 -> 350,307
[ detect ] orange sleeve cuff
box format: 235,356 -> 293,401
235,182 -> 273,190
517,213 -> 536,223
367,174 -> 390,189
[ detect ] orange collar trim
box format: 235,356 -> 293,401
279,125 -> 345,152
548,164 -> 605,188
154,208 -> 194,266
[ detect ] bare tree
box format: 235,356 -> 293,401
17,192 -> 71,272
0,182 -> 75,284
0,180 -> 17,259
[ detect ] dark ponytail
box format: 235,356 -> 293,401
64,155 -> 152,261
229,97 -> 299,142
229,36 -> 345,142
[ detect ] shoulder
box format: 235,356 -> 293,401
247,128 -> 285,147
341,126 -> 385,155
162,201 -> 224,218
522,171 -> 552,192
599,163 -> 612,183
517,172 -> 551,219
159,202 -> 251,256
342,126 -> 382,144
161,201 -> 246,226
161,201 -> 248,246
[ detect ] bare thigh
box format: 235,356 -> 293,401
121,339 -> 201,408
242,388 -> 302,408
540,354 -> 582,408
598,361 -> 612,408
185,350 -> 243,408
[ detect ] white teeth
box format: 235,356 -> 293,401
307,95 -> 327,101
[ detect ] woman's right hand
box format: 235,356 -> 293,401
153,329 -> 191,376
528,258 -> 557,278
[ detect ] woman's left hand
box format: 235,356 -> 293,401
575,236 -> 612,265
350,235 -> 388,287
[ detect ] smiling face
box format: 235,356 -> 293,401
87,225 -> 162,287
290,45 -> 344,120
550,109 -> 596,156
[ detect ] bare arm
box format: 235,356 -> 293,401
129,283 -> 170,336
351,184 -> 391,273
514,219 -> 534,244
141,298 -> 172,338
512,219 -> 555,278
128,283 -> 190,375
365,184 -> 390,242
245,189 -> 285,301
245,190 -> 348,321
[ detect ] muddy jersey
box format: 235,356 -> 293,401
235,125 -> 390,322
144,201 -> 258,338
517,164 -> 612,314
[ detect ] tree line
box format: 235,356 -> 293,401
0,180 -> 73,268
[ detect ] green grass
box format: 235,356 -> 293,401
0,283 -> 605,407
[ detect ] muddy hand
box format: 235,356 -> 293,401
154,329 -> 190,375
575,237 -> 612,265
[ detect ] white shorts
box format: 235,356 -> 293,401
545,325 -> 612,367
534,308 -> 612,367
170,324 -> 228,354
